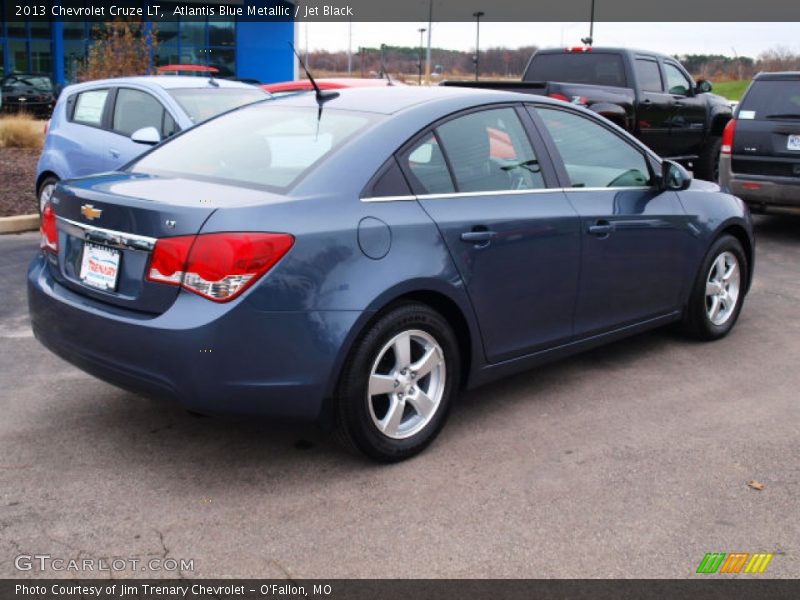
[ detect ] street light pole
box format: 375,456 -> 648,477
473,11 -> 484,81
417,27 -> 426,85
425,0 -> 433,85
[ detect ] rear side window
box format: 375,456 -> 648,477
525,53 -> 627,87
72,89 -> 109,126
113,88 -> 169,137
635,59 -> 663,93
403,133 -> 455,195
436,108 -> 544,192
739,80 -> 800,119
534,107 -> 651,188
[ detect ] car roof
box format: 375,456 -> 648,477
270,85 -> 556,115
753,71 -> 800,81
63,75 -> 259,93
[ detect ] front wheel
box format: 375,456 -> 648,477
336,303 -> 461,462
682,234 -> 748,341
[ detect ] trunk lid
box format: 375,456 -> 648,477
49,173 -> 271,314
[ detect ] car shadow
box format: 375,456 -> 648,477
752,212 -> 800,242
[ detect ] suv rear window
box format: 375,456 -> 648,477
739,80 -> 800,119
525,53 -> 627,87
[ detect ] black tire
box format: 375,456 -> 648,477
336,302 -> 461,462
37,176 -> 59,214
682,234 -> 748,341
694,136 -> 722,182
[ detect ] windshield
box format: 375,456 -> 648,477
739,80 -> 800,119
167,88 -> 269,123
130,105 -> 378,191
2,75 -> 53,91
525,53 -> 628,87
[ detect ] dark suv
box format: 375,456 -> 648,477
719,72 -> 800,211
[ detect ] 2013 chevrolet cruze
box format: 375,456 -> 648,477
28,87 -> 754,461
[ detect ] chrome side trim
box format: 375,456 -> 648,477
57,216 -> 157,252
360,186 -> 654,203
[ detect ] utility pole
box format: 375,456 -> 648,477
473,11 -> 484,81
418,28 -> 426,85
425,0 -> 433,85
347,19 -> 353,76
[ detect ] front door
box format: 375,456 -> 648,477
532,105 -> 692,336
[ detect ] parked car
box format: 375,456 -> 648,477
443,47 -> 732,181
28,87 -> 753,462
719,72 -> 800,212
35,76 -> 270,212
1,73 -> 57,118
262,77 -> 402,96
156,64 -> 219,77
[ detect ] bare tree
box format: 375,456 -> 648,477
76,20 -> 158,82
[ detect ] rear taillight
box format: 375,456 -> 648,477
566,46 -> 591,52
147,232 -> 294,302
721,119 -> 736,155
40,203 -> 58,252
548,93 -> 569,102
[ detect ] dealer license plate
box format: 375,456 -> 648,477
787,135 -> 800,151
79,243 -> 121,291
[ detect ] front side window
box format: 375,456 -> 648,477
535,107 -> 651,188
72,89 -> 109,126
113,88 -> 168,137
664,63 -> 693,96
130,105 -> 377,192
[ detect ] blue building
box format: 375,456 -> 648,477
0,1 -> 296,86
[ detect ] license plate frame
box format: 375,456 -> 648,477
79,242 -> 121,291
787,134 -> 800,151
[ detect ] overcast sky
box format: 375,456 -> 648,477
300,22 -> 800,58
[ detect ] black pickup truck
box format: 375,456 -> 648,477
443,47 -> 733,181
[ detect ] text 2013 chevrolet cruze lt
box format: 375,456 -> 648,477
28,87 -> 754,461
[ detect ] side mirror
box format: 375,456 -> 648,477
696,79 -> 713,94
661,160 -> 692,191
131,126 -> 161,145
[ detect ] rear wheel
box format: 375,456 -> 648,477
694,136 -> 722,182
682,234 -> 747,340
336,303 -> 460,462
37,176 -> 58,214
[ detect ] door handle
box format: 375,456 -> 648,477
588,220 -> 614,236
642,98 -> 652,105
109,148 -> 120,158
460,229 -> 497,246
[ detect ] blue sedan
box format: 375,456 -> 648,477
28,87 -> 754,461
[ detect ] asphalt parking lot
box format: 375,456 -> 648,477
1,215 -> 798,579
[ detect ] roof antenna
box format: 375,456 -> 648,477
289,42 -> 339,104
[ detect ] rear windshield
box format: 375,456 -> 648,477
1,75 -> 53,91
167,88 -> 269,123
525,52 -> 628,88
739,80 -> 800,119
130,105 -> 378,191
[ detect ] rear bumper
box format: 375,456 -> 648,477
720,156 -> 800,208
27,255 -> 362,421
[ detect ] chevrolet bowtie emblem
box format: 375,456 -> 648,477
80,204 -> 102,220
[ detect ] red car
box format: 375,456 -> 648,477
262,77 -> 403,95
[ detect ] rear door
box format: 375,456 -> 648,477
530,104 -> 691,336
731,76 -> 800,179
63,87 -> 121,176
398,105 -> 582,363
